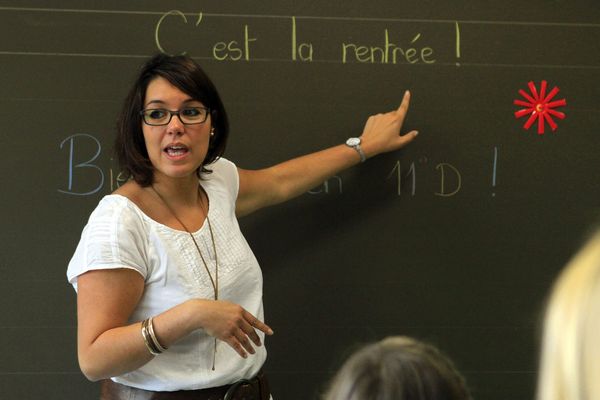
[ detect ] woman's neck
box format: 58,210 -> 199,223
151,174 -> 201,208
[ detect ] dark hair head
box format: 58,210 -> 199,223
324,336 -> 471,400
115,54 -> 229,186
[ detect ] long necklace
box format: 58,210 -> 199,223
151,184 -> 219,370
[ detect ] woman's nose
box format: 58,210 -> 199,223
166,112 -> 185,135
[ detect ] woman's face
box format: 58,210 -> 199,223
142,76 -> 212,182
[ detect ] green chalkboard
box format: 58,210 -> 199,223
1,1 -> 599,399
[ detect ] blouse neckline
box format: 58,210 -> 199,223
107,188 -> 211,236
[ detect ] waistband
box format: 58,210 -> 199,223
100,369 -> 270,400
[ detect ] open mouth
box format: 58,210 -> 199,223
164,144 -> 189,157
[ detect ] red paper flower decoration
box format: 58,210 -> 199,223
514,81 -> 566,135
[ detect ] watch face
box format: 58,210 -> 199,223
346,137 -> 361,146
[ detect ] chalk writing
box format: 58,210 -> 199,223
387,161 -> 415,196
387,158 -> 461,197
342,31 -> 435,64
155,10 -> 194,55
154,10 -> 439,64
455,21 -> 461,66
308,176 -> 343,195
491,147 -> 498,197
155,10 -> 257,60
109,161 -> 128,192
212,25 -> 257,61
291,17 -> 313,62
57,136 -> 479,201
435,163 -> 461,197
58,134 -> 104,196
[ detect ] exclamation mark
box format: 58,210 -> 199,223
455,21 -> 461,66
492,146 -> 498,197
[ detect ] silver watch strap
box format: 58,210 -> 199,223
353,143 -> 366,162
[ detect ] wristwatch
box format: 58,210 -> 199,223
345,137 -> 366,163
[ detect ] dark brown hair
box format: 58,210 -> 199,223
115,54 -> 229,186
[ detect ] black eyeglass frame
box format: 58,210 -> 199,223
139,106 -> 211,126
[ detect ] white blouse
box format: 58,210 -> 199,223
67,158 -> 267,391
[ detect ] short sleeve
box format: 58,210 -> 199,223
67,196 -> 149,290
204,157 -> 240,208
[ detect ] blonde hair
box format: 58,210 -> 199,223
537,232 -> 600,400
324,336 -> 470,400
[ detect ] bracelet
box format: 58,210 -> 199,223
147,317 -> 168,353
141,318 -> 161,356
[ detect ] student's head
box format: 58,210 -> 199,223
537,231 -> 600,400
324,336 -> 471,400
115,54 -> 229,186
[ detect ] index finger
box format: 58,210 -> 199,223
244,311 -> 274,336
396,90 -> 411,115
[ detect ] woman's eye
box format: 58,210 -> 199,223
182,108 -> 201,117
148,109 -> 167,119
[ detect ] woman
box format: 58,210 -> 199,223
323,336 -> 471,400
537,231 -> 600,400
67,54 -> 418,399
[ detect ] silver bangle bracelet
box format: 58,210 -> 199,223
141,318 -> 161,356
147,317 -> 168,353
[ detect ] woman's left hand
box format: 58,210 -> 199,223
235,90 -> 418,217
359,90 -> 418,159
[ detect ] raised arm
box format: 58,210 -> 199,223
236,90 -> 418,217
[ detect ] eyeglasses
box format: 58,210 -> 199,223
140,106 -> 210,126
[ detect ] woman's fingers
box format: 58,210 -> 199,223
388,90 -> 411,129
244,310 -> 274,336
230,334 -> 252,357
227,329 -> 263,358
239,316 -> 262,348
359,90 -> 417,156
205,301 -> 274,359
227,336 -> 248,358
396,90 -> 411,116
393,90 -> 411,129
236,315 -> 259,354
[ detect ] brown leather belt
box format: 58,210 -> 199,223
100,370 -> 270,400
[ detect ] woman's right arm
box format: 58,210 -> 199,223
77,268 -> 273,381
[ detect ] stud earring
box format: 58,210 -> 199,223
210,128 -> 215,137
